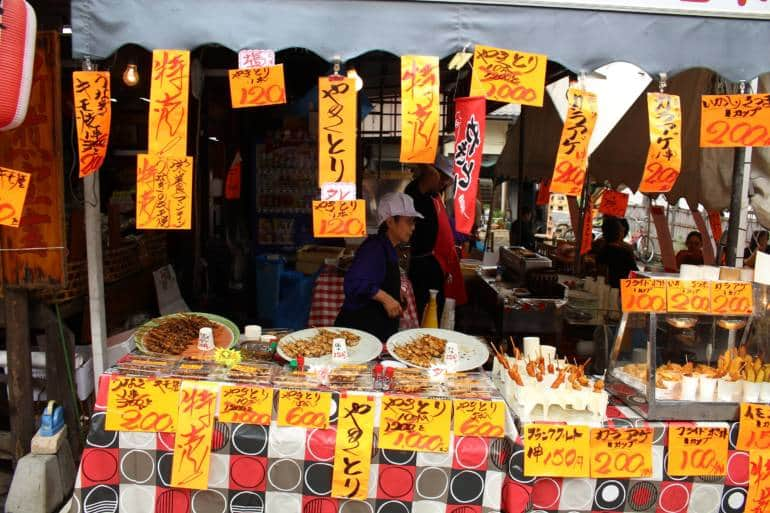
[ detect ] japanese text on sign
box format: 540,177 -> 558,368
277,390 -> 331,429
105,376 -> 181,432
332,395 -> 376,500
148,50 -> 190,156
710,281 -> 754,315
550,89 -> 598,196
470,45 -> 547,107
747,450 -> 770,513
312,200 -> 366,238
580,207 -> 593,256
321,182 -> 356,202
453,399 -> 505,438
667,424 -> 728,476
701,94 -> 770,148
136,154 -> 193,230
72,71 -> 111,177
379,396 -> 451,453
453,96 -> 486,235
524,424 -> 591,477
0,167 -> 31,228
218,385 -> 273,425
620,278 -> 668,313
598,190 -> 630,218
229,64 -> 287,109
590,427 -> 653,478
400,55 -> 440,164
738,403 -> 770,451
171,381 -> 219,489
641,93 -> 682,193
238,49 -> 275,70
666,279 -> 711,314
318,76 -> 357,185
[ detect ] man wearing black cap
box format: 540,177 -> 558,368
405,154 -> 467,319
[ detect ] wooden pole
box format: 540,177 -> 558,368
5,288 -> 34,460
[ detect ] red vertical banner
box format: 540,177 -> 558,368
708,210 -> 723,243
536,179 -> 551,206
224,153 -> 242,200
581,207 -> 594,255
453,96 -> 486,235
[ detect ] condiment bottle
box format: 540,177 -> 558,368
421,289 -> 439,328
440,298 -> 456,330
383,366 -> 395,391
243,325 -> 262,342
373,364 -> 383,390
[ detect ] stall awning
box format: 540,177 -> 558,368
72,0 -> 770,81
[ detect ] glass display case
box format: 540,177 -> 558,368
606,276 -> 770,421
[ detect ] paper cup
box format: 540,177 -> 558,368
540,345 -> 557,361
197,327 -> 214,351
744,381 -> 762,403
681,375 -> 698,401
760,382 -> 770,403
523,337 -> 540,360
698,376 -> 717,401
717,379 -> 741,402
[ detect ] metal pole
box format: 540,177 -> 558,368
726,146 -> 746,267
82,57 -> 108,378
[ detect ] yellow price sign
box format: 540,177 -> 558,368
620,279 -> 667,313
312,200 -> 366,238
737,403 -> 770,451
0,167 -> 31,228
379,396 -> 451,453
524,424 -> 591,477
590,427 -> 653,478
332,395 -> 376,500
136,154 -> 194,230
667,424 -> 728,477
550,89 -> 598,196
171,381 -> 220,489
148,49 -> 190,157
72,71 -> 111,177
219,385 -> 274,425
666,280 -> 711,314
318,76 -> 357,185
710,281 -> 754,315
400,55 -> 440,164
277,390 -> 331,430
228,64 -> 287,109
105,376 -> 180,432
470,44 -> 547,107
640,93 -> 682,193
453,399 -> 506,438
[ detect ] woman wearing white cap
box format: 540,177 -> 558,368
334,192 -> 423,341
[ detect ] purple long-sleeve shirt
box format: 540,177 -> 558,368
342,234 -> 398,311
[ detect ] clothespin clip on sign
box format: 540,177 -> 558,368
658,72 -> 667,93
330,55 -> 344,81
578,70 -> 587,91
739,80 -> 747,95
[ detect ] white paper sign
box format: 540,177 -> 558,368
321,182 -> 357,201
444,342 -> 459,373
238,49 -> 275,70
332,338 -> 349,362
198,327 -> 214,351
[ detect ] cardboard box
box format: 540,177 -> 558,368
296,245 -> 344,275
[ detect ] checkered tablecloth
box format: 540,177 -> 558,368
308,266 -> 419,332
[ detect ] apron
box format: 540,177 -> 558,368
433,196 -> 468,305
335,249 -> 401,342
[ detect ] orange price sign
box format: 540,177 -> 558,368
400,55 -> 440,164
379,396 -> 452,453
590,427 -> 653,478
710,281 -> 754,315
737,403 -> 770,451
218,385 -> 274,425
524,424 -> 591,477
105,376 -> 181,433
148,49 -> 190,157
72,71 -> 111,177
640,93 -> 682,193
332,394 -> 376,500
550,89 -> 598,196
469,44 -> 547,107
746,450 -> 770,513
666,280 -> 711,314
598,190 -> 630,218
312,200 -> 366,238
667,424 -> 728,477
453,399 -> 506,438
700,94 -> 770,148
0,167 -> 31,228
318,76 -> 357,185
171,381 -> 219,489
620,279 -> 667,313
228,64 -> 287,109
136,154 -> 194,230
277,390 -> 331,430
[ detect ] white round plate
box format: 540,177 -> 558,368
386,328 -> 490,371
276,327 -> 382,364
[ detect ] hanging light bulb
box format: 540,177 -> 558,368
122,63 -> 139,87
346,68 -> 364,92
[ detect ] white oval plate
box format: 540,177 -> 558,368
386,328 -> 490,372
276,327 -> 382,365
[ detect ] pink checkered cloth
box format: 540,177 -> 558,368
307,265 -> 419,332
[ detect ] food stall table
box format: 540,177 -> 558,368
308,265 -> 419,330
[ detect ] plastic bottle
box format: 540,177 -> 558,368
440,298 -> 456,330
421,289 -> 439,328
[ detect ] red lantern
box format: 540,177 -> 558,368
0,0 -> 37,131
